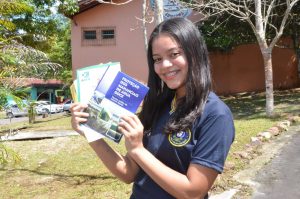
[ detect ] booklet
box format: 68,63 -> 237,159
70,81 -> 78,102
78,63 -> 149,143
75,62 -> 121,142
76,62 -> 121,103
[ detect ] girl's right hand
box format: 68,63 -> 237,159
70,103 -> 89,135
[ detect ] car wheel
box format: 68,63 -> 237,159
7,112 -> 14,118
43,109 -> 50,114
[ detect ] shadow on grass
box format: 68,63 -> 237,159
221,88 -> 300,120
0,167 -> 116,185
33,114 -> 70,124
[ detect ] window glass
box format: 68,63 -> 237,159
102,30 -> 115,39
84,30 -> 97,39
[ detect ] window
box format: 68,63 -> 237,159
84,30 -> 97,40
82,27 -> 116,46
102,29 -> 115,39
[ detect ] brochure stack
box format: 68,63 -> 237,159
71,62 -> 149,143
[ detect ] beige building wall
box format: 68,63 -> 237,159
71,1 -> 154,82
70,1 -> 299,95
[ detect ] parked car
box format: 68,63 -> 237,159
35,101 -> 63,114
63,99 -> 73,112
5,104 -> 28,118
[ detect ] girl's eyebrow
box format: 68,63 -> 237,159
152,47 -> 182,56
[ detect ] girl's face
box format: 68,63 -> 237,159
152,34 -> 188,98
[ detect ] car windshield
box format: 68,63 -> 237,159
6,101 -> 28,109
37,101 -> 50,105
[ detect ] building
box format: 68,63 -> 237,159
5,78 -> 65,103
69,0 -> 299,95
70,0 -> 154,82
24,78 -> 65,103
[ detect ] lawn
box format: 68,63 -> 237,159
0,88 -> 299,199
0,111 -> 5,119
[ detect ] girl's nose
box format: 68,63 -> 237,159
162,59 -> 172,67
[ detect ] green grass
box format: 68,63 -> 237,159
231,118 -> 275,151
224,89 -> 300,148
221,89 -> 300,168
0,88 -> 299,198
223,89 -> 300,119
0,111 -> 5,119
0,137 -> 131,199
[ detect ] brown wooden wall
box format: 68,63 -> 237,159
210,43 -> 300,95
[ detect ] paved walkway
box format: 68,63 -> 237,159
251,125 -> 300,199
211,124 -> 300,199
0,130 -> 79,141
0,112 -> 67,125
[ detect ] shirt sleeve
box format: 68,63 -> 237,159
190,110 -> 235,173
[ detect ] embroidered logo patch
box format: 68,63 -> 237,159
168,129 -> 191,147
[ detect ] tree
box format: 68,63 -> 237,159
200,13 -> 256,51
0,0 -> 62,112
185,0 -> 300,116
153,0 -> 164,25
0,0 -> 34,33
0,0 -> 32,108
0,0 -> 29,166
1,0 -> 79,82
140,0 -> 163,50
47,20 -> 73,82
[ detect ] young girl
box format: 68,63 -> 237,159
71,17 -> 235,199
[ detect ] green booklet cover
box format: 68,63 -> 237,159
76,62 -> 121,103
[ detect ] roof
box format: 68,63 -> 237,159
2,78 -> 64,87
24,78 -> 63,87
69,0 -> 113,17
77,0 -> 101,14
72,0 -> 127,17
72,0 -> 204,23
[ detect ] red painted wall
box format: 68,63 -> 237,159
210,44 -> 299,95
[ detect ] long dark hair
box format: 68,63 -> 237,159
139,17 -> 212,133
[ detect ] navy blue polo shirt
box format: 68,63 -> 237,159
130,92 -> 235,199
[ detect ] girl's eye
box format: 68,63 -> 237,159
153,57 -> 162,63
171,52 -> 180,58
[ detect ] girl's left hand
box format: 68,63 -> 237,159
118,115 -> 144,154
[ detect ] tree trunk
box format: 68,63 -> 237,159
28,103 -> 36,124
261,49 -> 274,117
254,0 -> 274,117
297,49 -> 300,78
154,0 -> 163,25
142,0 -> 148,51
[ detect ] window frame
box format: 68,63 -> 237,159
81,26 -> 116,46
